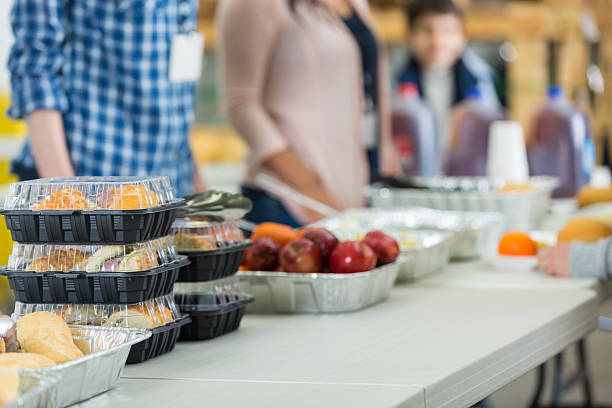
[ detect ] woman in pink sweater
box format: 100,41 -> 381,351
217,0 -> 400,226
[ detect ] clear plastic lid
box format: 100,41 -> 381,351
13,295 -> 180,329
174,276 -> 249,311
3,176 -> 177,211
6,237 -> 180,273
171,219 -> 247,251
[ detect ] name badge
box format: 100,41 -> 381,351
169,31 -> 204,83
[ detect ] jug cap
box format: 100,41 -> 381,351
398,82 -> 419,98
547,86 -> 565,99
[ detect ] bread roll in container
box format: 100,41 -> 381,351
1,176 -> 183,244
171,219 -> 251,282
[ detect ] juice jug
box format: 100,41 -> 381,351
527,86 -> 594,198
445,88 -> 506,176
391,83 -> 438,177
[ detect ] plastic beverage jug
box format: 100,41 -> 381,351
445,88 -> 506,176
391,83 -> 438,177
527,86 -> 594,198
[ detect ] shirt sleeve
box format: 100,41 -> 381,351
570,238 -> 612,279
216,0 -> 289,166
7,0 -> 69,119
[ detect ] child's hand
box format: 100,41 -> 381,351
538,244 -> 571,278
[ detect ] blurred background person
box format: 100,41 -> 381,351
217,0 -> 400,227
7,0 -> 207,196
397,0 -> 500,158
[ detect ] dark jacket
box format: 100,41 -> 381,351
397,49 -> 501,107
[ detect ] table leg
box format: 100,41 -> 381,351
552,352 -> 564,407
551,339 -> 593,407
529,363 -> 546,408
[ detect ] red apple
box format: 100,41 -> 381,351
302,228 -> 339,261
363,230 -> 400,266
279,238 -> 322,273
329,241 -> 377,273
243,238 -> 281,271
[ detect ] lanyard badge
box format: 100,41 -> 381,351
169,0 -> 204,83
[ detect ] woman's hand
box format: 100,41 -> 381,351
538,244 -> 572,278
379,142 -> 402,176
263,150 -> 339,223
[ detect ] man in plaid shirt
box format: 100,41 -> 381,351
7,0 -> 206,197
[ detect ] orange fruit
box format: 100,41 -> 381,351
498,232 -> 537,256
108,185 -> 159,209
35,189 -> 89,210
251,222 -> 298,247
295,228 -> 316,239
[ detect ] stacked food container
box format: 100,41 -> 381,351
171,218 -> 253,340
0,176 -> 190,365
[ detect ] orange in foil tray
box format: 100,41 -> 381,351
34,189 -> 90,210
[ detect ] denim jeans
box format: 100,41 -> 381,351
241,185 -> 301,228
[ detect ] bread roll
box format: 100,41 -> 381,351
0,368 -> 19,405
558,218 -> 612,244
577,186 -> 612,208
173,233 -> 216,251
26,249 -> 87,273
118,248 -> 158,272
0,353 -> 55,369
16,312 -> 84,364
103,304 -> 172,329
103,309 -> 156,329
0,338 -> 5,353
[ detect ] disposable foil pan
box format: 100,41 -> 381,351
394,230 -> 453,281
315,207 -> 506,260
365,176 -> 557,231
15,325 -> 151,407
5,372 -> 60,408
238,262 -> 399,313
314,226 -> 453,281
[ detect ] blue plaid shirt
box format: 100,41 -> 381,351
8,0 -> 198,197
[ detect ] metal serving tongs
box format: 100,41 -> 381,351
177,190 -> 254,223
253,174 -> 341,219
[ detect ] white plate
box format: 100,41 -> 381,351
491,255 -> 539,273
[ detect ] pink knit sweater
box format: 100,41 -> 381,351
217,0 -> 391,220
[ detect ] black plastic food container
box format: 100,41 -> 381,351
126,315 -> 191,364
1,202 -> 182,244
1,257 -> 189,304
175,293 -> 253,341
177,242 -> 250,282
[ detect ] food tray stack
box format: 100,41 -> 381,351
0,176 -> 190,365
171,219 -> 252,340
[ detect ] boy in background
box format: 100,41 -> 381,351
397,0 -> 500,150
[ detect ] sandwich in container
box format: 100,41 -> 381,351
1,237 -> 189,304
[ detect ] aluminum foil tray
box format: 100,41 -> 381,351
324,228 -> 453,281
315,207 -> 506,260
14,325 -> 151,407
238,262 -> 399,313
5,372 -> 59,408
366,176 -> 557,231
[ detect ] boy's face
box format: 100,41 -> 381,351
409,13 -> 466,69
